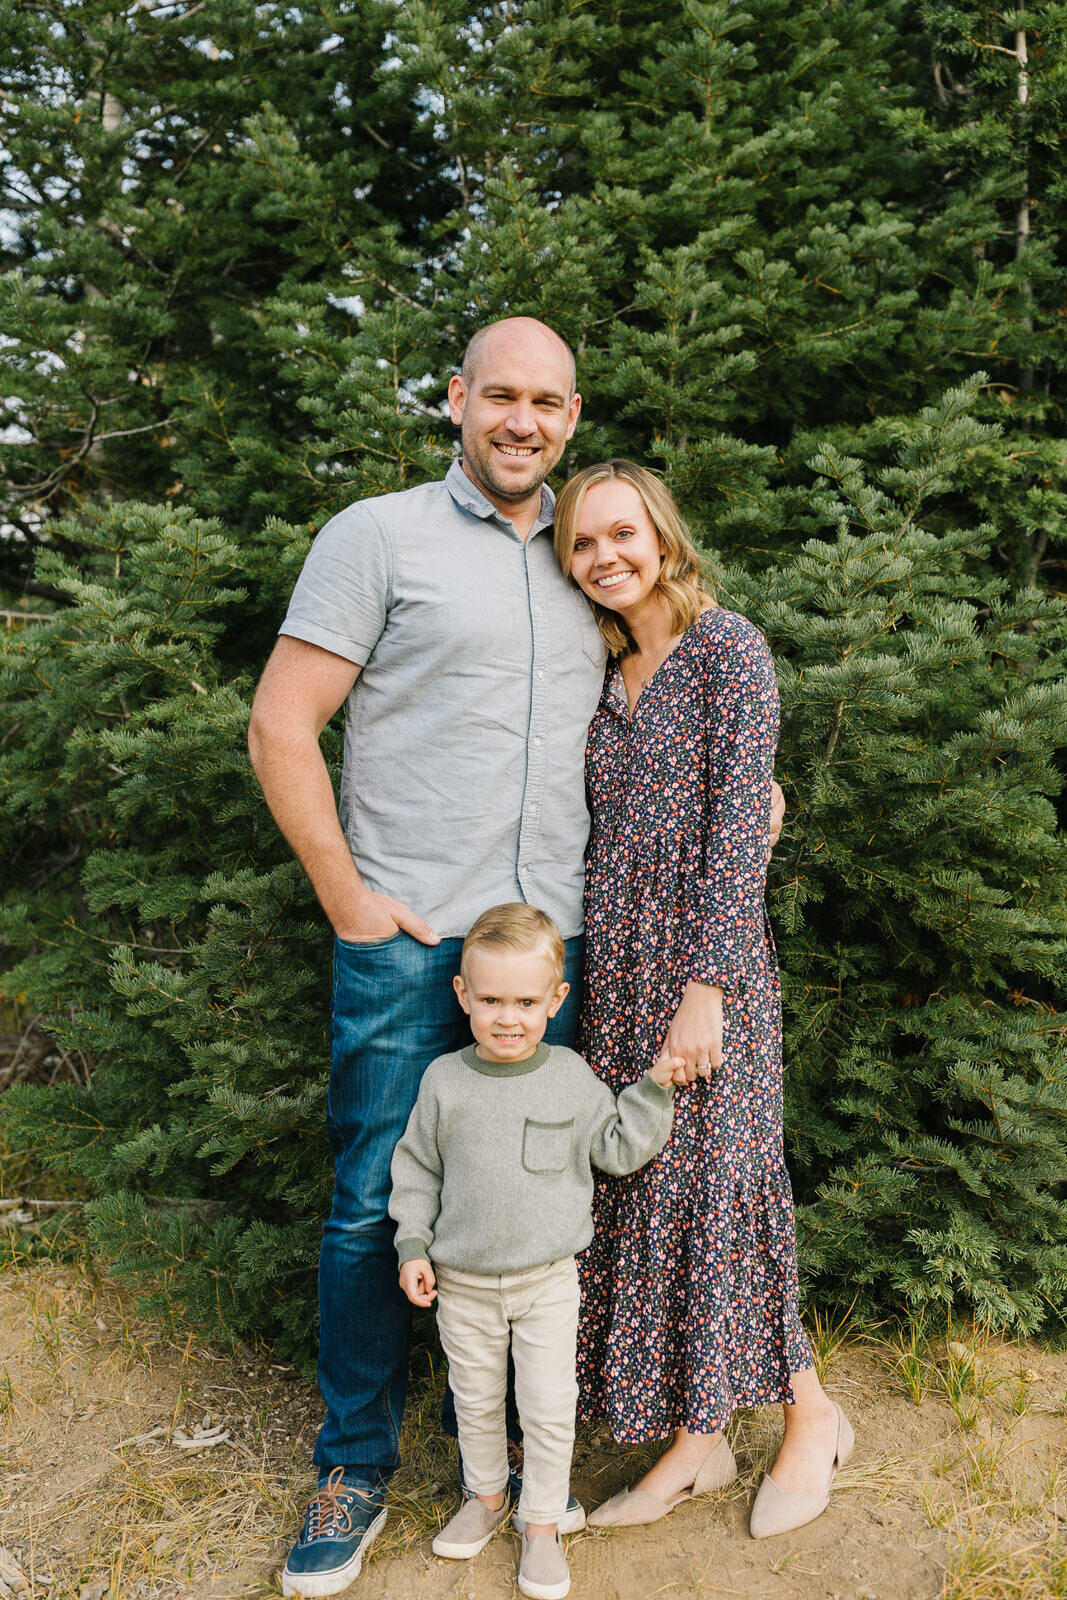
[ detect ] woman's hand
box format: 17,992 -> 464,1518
663,981 -> 723,1086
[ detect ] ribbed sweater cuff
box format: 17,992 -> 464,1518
636,1071 -> 675,1105
395,1238 -> 431,1266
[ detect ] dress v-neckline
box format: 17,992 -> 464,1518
610,608 -> 714,722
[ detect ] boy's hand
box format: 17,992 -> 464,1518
650,1047 -> 685,1087
399,1259 -> 437,1307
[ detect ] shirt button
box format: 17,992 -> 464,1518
529,802 -> 539,812
537,670 -> 544,680
534,605 -> 542,615
534,737 -> 542,748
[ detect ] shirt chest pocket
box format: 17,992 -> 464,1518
521,1118 -> 575,1175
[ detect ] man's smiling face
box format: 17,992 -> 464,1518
447,318 -> 581,515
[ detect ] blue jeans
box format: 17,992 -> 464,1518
313,930 -> 583,1488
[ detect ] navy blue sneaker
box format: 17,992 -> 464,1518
506,1438 -> 525,1503
281,1468 -> 387,1597
505,1443 -> 586,1536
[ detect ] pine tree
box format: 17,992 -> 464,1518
2,2 -> 1065,1354
0,0 -> 453,580
728,377 -> 1067,1330
904,2 -> 1067,591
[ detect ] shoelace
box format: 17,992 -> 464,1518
507,1441 -> 525,1475
303,1466 -> 362,1540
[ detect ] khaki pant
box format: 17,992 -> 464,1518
435,1257 -> 580,1527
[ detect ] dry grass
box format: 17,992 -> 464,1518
2,1265 -> 1067,1600
0,1258 -> 315,1599
800,1298 -> 866,1389
368,1355 -> 457,1558
18,1458 -> 296,1598
940,1531 -> 1067,1600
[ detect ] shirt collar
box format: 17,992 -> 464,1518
445,459 -> 556,539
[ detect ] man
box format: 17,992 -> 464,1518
249,317 -> 783,1595
249,318 -> 603,1597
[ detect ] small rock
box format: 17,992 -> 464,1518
152,1537 -> 167,1557
0,1549 -> 27,1594
78,1583 -> 108,1600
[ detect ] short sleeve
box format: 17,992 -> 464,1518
279,501 -> 391,666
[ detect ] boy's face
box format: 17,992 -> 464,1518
453,945 -> 570,1062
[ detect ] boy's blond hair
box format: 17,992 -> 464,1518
461,903 -> 565,986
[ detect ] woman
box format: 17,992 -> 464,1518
553,460 -> 852,1539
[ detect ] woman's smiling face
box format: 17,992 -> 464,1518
568,479 -> 666,618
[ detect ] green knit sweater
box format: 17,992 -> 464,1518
389,1042 -> 675,1274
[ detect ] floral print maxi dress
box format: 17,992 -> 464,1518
577,606 -> 811,1442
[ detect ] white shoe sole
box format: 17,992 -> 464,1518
281,1508 -> 387,1596
518,1570 -> 571,1600
513,1503 -> 586,1537
431,1525 -> 498,1559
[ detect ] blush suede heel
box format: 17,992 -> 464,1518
748,1403 -> 854,1540
587,1435 -> 738,1529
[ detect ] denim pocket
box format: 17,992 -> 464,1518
521,1118 -> 575,1175
334,930 -> 403,952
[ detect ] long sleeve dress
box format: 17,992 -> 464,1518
576,606 -> 812,1442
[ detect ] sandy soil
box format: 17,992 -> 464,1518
1,1261 -> 1065,1600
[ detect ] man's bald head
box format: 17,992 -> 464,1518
460,317 -> 577,395
447,316 -> 582,522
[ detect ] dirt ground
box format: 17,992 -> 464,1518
1,1260 -> 1065,1600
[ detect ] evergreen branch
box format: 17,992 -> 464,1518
358,123 -> 429,182
10,415 -> 172,508
967,41 -> 1025,58
823,701 -> 845,763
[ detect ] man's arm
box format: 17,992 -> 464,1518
247,635 -> 439,944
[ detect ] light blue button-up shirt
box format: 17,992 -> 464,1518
280,462 -> 607,937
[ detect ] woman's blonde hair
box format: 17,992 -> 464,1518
553,459 -> 715,657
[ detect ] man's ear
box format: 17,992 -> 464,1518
447,374 -> 467,426
565,390 -> 582,440
453,973 -> 471,1015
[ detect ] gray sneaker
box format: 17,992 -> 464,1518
518,1529 -> 570,1600
432,1494 -> 509,1559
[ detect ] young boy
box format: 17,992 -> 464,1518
389,903 -> 677,1600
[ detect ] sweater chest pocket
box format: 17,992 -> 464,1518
521,1118 -> 574,1175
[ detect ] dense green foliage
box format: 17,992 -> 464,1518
1,1 -> 1065,1357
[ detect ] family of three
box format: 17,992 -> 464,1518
247,317 -> 854,1600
